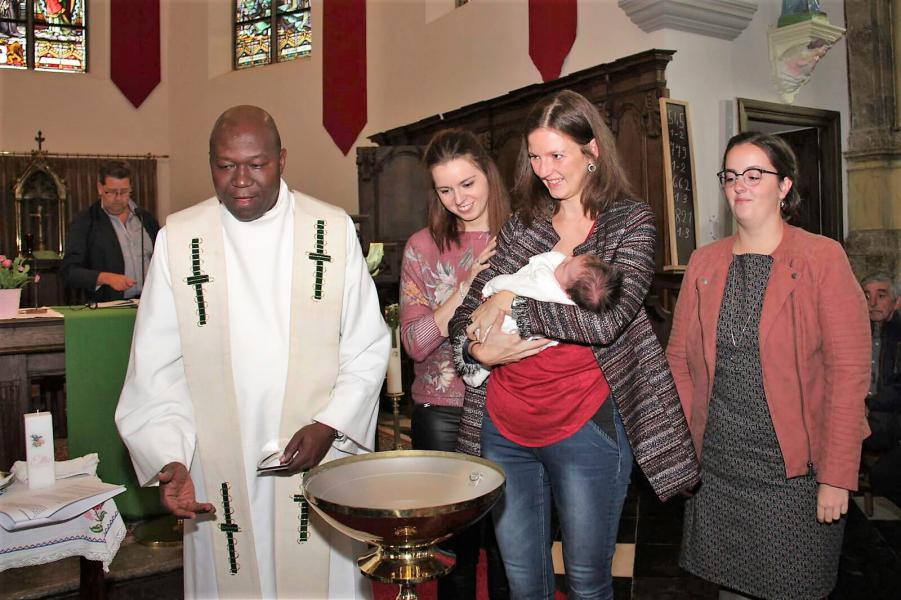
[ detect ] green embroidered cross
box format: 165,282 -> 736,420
185,238 -> 211,326
306,220 -> 331,301
292,490 -> 309,543
218,482 -> 241,574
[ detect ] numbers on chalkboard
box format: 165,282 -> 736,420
669,142 -> 687,160
674,207 -> 694,227
667,109 -> 686,129
661,98 -> 697,268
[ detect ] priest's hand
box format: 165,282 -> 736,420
281,422 -> 335,474
158,462 -> 216,519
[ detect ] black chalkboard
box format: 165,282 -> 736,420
659,99 -> 699,270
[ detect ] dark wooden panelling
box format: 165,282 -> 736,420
359,49 -> 682,340
361,49 -> 678,273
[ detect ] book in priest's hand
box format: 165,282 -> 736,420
256,450 -> 293,474
0,475 -> 125,531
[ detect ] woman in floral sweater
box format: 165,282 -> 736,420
399,128 -> 511,599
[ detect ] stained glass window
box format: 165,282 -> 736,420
234,0 -> 311,70
0,0 -> 87,72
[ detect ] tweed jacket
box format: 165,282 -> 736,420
666,225 -> 870,491
450,198 -> 701,501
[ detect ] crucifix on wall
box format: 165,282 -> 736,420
28,204 -> 48,252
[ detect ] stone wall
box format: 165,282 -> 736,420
844,0 -> 901,283
846,230 -> 901,280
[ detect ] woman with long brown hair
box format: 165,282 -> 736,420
450,90 -> 699,599
399,128 -> 510,598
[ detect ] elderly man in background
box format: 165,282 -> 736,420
862,272 -> 901,509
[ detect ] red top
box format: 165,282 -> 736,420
486,341 -> 609,447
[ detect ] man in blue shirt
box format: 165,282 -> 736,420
61,160 -> 160,303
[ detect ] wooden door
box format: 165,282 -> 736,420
778,127 -> 823,235
737,98 -> 842,242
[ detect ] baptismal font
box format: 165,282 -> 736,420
303,450 -> 505,600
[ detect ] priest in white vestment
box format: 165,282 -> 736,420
116,106 -> 390,599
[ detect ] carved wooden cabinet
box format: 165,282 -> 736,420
358,49 -> 681,340
356,145 -> 429,306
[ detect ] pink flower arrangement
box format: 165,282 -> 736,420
0,255 -> 38,289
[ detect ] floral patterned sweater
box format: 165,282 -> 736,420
400,229 -> 491,407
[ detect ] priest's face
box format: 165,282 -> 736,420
210,122 -> 287,222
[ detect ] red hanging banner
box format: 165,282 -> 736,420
529,0 -> 578,83
323,0 -> 367,155
110,0 -> 161,109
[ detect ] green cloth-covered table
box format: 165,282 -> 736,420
58,306 -> 165,520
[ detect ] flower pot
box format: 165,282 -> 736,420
0,288 -> 22,319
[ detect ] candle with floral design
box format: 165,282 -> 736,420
25,412 -> 55,489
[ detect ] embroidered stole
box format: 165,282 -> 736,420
167,192 -> 347,598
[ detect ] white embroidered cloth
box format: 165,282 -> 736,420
0,479 -> 125,572
10,453 -> 99,483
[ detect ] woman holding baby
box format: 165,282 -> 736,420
450,90 -> 699,600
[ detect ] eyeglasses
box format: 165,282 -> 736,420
102,188 -> 132,197
716,168 -> 780,187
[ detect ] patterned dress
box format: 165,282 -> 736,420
680,253 -> 844,600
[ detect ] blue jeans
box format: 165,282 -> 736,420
481,406 -> 633,600
412,403 -> 509,599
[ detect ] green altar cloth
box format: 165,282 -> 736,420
59,306 -> 165,520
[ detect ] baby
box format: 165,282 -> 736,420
464,251 -> 622,387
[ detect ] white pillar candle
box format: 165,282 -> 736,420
386,327 -> 403,395
24,411 -> 55,489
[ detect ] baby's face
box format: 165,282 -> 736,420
554,255 -> 587,289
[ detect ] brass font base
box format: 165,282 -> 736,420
134,515 -> 183,548
358,544 -> 455,600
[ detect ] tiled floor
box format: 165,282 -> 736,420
0,522 -> 183,600
548,472 -> 901,599
831,499 -> 901,600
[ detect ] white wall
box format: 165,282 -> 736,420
0,0 -> 173,214
0,0 -> 851,243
